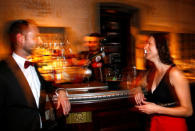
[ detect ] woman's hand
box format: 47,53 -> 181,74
134,92 -> 145,105
135,101 -> 160,115
133,87 -> 146,105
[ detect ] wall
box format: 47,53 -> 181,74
0,0 -> 98,58
0,0 -> 195,59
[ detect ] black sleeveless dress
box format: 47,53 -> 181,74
145,65 -> 187,131
146,65 -> 178,107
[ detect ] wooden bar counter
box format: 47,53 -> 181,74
53,82 -> 147,131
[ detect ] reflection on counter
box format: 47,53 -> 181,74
53,84 -> 130,104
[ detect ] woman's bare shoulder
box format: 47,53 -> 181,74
169,66 -> 188,84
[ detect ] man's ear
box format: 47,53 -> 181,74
16,33 -> 25,44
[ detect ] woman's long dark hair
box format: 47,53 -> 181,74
150,33 -> 174,65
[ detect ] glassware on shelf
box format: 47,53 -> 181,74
30,32 -> 92,83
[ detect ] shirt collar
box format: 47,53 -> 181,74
12,52 -> 27,68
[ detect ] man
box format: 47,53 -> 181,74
0,19 -> 70,131
82,33 -> 106,82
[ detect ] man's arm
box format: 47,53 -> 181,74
37,68 -> 71,115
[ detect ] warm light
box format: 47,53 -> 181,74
84,68 -> 92,77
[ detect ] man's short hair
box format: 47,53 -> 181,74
7,19 -> 36,52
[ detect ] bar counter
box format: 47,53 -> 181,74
51,80 -> 195,131
53,82 -> 147,131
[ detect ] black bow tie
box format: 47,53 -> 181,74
24,61 -> 35,69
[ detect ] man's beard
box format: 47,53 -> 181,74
24,46 -> 33,55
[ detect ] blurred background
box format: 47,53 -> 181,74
0,0 -> 195,130
0,0 -> 195,83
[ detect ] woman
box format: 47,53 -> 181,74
134,33 -> 193,131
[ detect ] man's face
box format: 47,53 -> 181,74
22,24 -> 39,55
84,36 -> 100,51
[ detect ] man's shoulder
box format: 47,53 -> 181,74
0,57 -> 12,72
0,59 -> 8,67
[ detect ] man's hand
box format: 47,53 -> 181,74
56,90 -> 71,115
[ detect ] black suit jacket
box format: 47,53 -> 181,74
0,56 -> 55,131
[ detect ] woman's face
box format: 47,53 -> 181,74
144,36 -> 159,61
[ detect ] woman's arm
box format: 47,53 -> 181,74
133,72 -> 148,105
136,67 -> 193,117
158,67 -> 193,117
